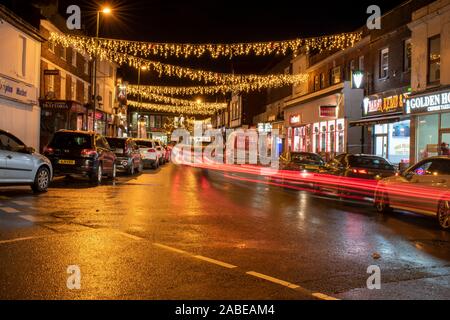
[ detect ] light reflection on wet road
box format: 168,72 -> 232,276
0,163 -> 449,299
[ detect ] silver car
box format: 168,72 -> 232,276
0,130 -> 52,192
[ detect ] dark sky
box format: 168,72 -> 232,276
50,0 -> 406,96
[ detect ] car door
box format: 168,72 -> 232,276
0,140 -> 7,180
0,132 -> 34,182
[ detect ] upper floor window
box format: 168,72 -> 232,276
48,41 -> 55,53
84,60 -> 89,75
314,75 -> 320,91
320,73 -> 326,89
403,39 -> 412,72
71,78 -> 76,101
60,46 -> 66,61
428,35 -> 441,85
109,65 -> 114,77
379,47 -> 389,79
331,66 -> 341,85
71,49 -> 77,67
359,56 -> 365,71
18,35 -> 26,77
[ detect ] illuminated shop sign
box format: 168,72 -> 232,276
289,114 -> 301,125
363,90 -> 409,116
319,105 -> 337,118
406,90 -> 450,114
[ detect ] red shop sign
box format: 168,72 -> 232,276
319,105 -> 337,118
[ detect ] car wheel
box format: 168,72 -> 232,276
375,190 -> 391,214
31,166 -> 50,193
129,162 -> 135,175
437,200 -> 450,230
90,163 -> 103,185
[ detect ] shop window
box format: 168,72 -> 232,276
417,114 -> 439,161
403,39 -> 412,72
331,66 -> 341,85
441,112 -> 450,129
336,119 -> 345,153
314,75 -> 320,91
379,47 -> 389,79
320,122 -> 327,153
388,120 -> 410,164
71,49 -> 77,67
428,35 -> 441,85
313,123 -> 320,153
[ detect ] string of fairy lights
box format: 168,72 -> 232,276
49,32 -> 362,59
48,31 -> 361,115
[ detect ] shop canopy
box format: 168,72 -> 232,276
349,115 -> 404,127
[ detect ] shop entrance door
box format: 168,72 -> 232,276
440,131 -> 450,155
375,134 -> 388,158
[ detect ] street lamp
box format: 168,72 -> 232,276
92,5 -> 111,132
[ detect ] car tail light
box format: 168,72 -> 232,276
352,169 -> 368,174
81,149 -> 98,157
43,146 -> 54,155
148,148 -> 156,153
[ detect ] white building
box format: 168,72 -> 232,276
0,5 -> 44,150
407,0 -> 450,162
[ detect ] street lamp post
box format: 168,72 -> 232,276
92,6 -> 111,132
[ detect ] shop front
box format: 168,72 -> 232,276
406,88 -> 450,163
349,88 -> 411,167
285,94 -> 349,161
40,100 -> 87,151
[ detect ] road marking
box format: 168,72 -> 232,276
0,236 -> 37,244
12,200 -> 31,206
153,243 -> 189,255
0,207 -> 20,213
246,271 -> 300,289
0,229 -> 97,245
193,255 -> 238,269
20,215 -> 55,222
117,231 -> 143,241
312,292 -> 340,300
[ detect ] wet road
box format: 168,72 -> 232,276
0,163 -> 449,300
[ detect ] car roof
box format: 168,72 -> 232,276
56,129 -> 96,135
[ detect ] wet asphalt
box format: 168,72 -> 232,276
0,163 -> 449,300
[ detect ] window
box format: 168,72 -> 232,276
71,78 -> 76,101
403,39 -> 412,72
320,73 -> 326,89
428,35 -> 441,84
48,41 -> 55,53
331,66 -> 341,84
47,72 -> 55,96
84,59 -> 89,75
84,83 -> 89,104
0,132 -> 25,152
417,114 -> 439,161
379,48 -> 389,79
359,56 -> 365,71
18,35 -> 26,77
108,90 -> 113,110
71,49 -> 77,67
314,75 -> 320,91
60,46 -> 66,60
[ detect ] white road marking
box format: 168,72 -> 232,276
12,201 -> 31,206
246,271 -> 300,289
19,215 -> 55,222
193,255 -> 238,269
117,231 -> 143,241
312,292 -> 340,300
0,229 -> 97,245
153,243 -> 189,254
0,236 -> 37,244
0,207 -> 20,214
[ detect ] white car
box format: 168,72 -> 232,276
374,156 -> 450,229
154,140 -> 166,165
134,139 -> 160,169
0,130 -> 53,192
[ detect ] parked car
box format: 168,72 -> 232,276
106,137 -> 143,175
154,140 -> 166,165
280,152 -> 325,172
318,154 -> 397,198
0,129 -> 52,192
375,156 -> 450,230
43,130 -> 116,184
163,144 -> 172,162
134,139 -> 160,169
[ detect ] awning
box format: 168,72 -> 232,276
349,115 -> 404,127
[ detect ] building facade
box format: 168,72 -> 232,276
407,0 -> 450,163
0,5 -> 44,150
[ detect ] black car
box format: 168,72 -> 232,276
106,137 -> 143,175
281,152 -> 325,172
317,154 -> 396,199
43,130 -> 116,184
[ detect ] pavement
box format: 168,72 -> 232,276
0,163 -> 449,300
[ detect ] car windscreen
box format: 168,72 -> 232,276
348,156 -> 394,170
106,138 -> 125,149
49,133 -> 92,149
291,153 -> 323,165
135,140 -> 153,148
